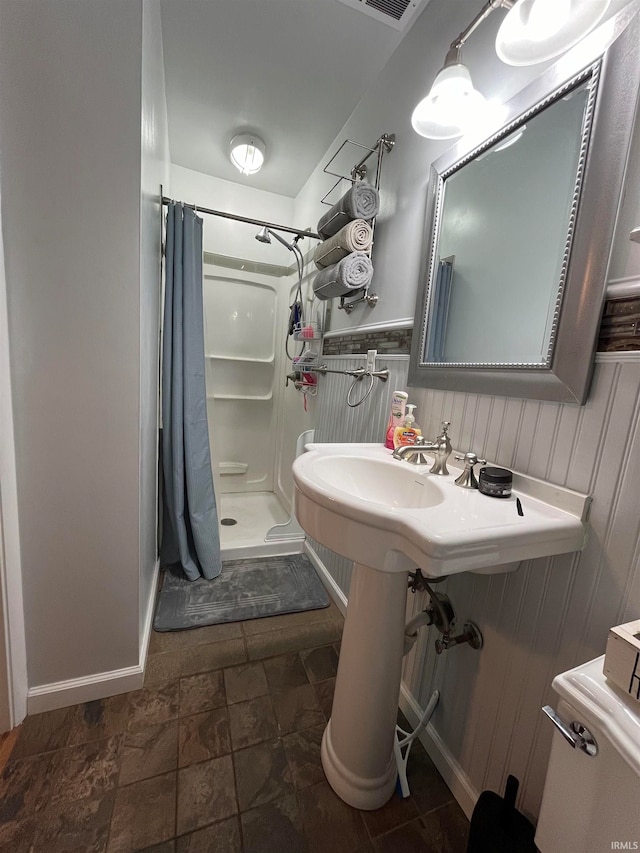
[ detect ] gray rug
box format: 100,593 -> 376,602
153,554 -> 330,632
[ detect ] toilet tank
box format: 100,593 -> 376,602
535,655 -> 640,853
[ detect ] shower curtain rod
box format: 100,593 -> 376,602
161,195 -> 321,241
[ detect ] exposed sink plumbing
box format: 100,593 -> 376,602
395,568 -> 483,799
406,568 -> 483,655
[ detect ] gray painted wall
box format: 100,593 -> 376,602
0,0 -> 168,694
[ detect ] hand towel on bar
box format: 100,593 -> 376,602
314,219 -> 373,269
317,183 -> 380,239
312,252 -> 374,300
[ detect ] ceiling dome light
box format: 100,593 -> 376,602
496,0 -> 611,66
411,62 -> 487,140
229,133 -> 266,175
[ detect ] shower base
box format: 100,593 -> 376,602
219,491 -> 304,561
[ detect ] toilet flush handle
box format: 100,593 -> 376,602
542,705 -> 598,757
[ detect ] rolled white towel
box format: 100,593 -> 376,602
314,219 -> 373,270
312,252 -> 374,300
317,183 -> 379,239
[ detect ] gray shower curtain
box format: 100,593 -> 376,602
161,202 -> 222,581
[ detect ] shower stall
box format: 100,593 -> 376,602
198,207 -> 322,560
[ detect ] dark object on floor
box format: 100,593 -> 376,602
220,518 -> 238,526
153,554 -> 330,631
466,775 -> 537,853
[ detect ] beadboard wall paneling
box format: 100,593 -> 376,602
312,354 -> 640,820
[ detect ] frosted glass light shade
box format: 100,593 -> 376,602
411,63 -> 487,140
229,133 -> 266,175
496,0 -> 611,66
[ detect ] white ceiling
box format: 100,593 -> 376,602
160,0 -> 430,198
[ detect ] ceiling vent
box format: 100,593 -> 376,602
335,0 -> 429,31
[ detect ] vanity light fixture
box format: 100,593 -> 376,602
496,0 -> 611,66
411,46 -> 487,140
229,133 -> 266,175
412,0 -> 611,140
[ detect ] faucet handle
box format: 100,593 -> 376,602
454,451 -> 487,489
454,452 -> 486,466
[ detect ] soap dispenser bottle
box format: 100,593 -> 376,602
393,404 -> 422,448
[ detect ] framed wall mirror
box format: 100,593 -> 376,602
408,6 -> 640,404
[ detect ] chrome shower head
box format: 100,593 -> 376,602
255,226 -> 297,252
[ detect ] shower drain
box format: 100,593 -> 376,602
220,518 -> 238,526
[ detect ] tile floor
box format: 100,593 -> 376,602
0,598 -> 469,852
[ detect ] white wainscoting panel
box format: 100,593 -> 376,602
312,354 -> 640,820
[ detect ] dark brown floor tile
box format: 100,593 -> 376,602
0,752 -> 56,823
150,621 -> 243,655
298,781 -> 369,853
372,802 -> 469,853
179,638 -> 246,677
107,771 -> 176,853
176,754 -> 237,836
282,723 -> 325,790
67,695 -> 130,746
263,652 -> 309,692
0,816 -> 37,852
272,684 -> 325,735
138,842 -> 176,853
48,735 -> 122,807
233,739 -> 293,812
300,646 -> 339,683
246,621 -> 342,661
178,670 -> 226,717
176,815 -> 241,852
120,720 -> 178,785
33,791 -> 115,853
313,678 -> 336,720
228,695 -> 278,751
145,651 -> 183,686
127,681 -> 179,733
178,708 -> 231,767
241,793 -> 310,853
10,707 -> 74,759
223,661 -> 269,704
406,743 -> 454,816
361,790 -> 420,838
241,601 -> 342,637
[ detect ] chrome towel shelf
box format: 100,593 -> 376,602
320,132 -> 395,315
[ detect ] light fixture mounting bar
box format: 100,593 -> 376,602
449,0 -> 515,58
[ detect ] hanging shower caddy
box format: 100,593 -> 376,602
320,131 -> 395,314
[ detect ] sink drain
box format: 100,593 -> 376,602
220,518 -> 238,526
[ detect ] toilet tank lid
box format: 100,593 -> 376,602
552,655 -> 640,777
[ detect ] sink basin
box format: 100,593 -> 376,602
292,442 -> 589,812
293,442 -> 588,577
311,455 -> 445,508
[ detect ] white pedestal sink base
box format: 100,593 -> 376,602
321,562 -> 408,810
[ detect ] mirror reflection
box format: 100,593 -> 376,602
423,78 -> 591,366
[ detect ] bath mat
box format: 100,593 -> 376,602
153,554 -> 330,631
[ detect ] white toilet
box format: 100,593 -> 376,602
535,655 -> 640,853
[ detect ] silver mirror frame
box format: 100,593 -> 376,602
408,6 -> 640,404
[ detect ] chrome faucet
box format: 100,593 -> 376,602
392,421 -> 453,475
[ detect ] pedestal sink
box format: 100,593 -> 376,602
292,443 -> 589,810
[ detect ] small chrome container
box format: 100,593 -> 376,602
478,466 -> 512,499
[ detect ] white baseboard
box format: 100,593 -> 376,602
139,558 -> 161,667
304,541 -> 347,616
27,559 -> 162,715
398,682 -> 479,820
27,664 -> 144,714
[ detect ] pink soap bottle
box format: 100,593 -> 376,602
384,391 -> 408,449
